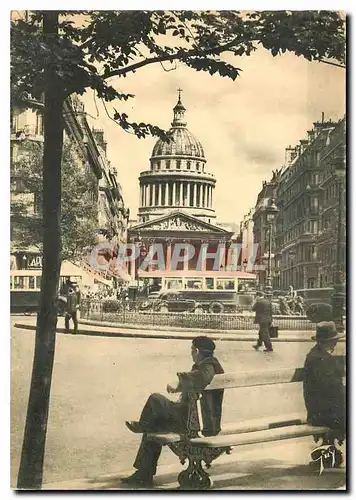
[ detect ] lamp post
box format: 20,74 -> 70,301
332,157 -> 346,332
264,199 -> 279,298
288,249 -> 296,291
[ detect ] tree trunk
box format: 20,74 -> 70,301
17,11 -> 64,489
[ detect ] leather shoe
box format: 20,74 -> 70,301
121,471 -> 154,488
125,420 -> 144,433
252,345 -> 260,351
263,349 -> 273,352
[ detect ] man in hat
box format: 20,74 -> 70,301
121,336 -> 224,488
252,291 -> 273,352
64,287 -> 79,334
303,321 -> 345,439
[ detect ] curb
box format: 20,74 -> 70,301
14,322 -> 345,343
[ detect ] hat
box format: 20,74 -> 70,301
192,336 -> 216,354
312,321 -> 345,342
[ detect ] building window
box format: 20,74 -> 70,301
166,160 -> 170,169
187,161 -> 191,170
197,162 -> 200,171
176,160 -> 181,170
35,112 -> 44,136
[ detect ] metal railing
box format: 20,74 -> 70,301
80,299 -> 315,331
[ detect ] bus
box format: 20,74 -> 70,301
139,271 -> 257,313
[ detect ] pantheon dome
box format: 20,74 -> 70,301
138,92 -> 216,223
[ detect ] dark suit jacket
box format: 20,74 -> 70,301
177,356 -> 224,436
252,298 -> 273,324
303,344 -> 345,432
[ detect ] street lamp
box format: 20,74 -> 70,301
332,156 -> 346,332
288,249 -> 296,291
264,199 -> 279,298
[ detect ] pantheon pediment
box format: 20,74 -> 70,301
129,211 -> 230,235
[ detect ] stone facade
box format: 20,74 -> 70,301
10,94 -> 128,269
252,173 -> 280,288
255,116 -> 346,291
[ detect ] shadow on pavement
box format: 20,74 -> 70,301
79,457 -> 346,491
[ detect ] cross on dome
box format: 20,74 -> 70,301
172,88 -> 186,127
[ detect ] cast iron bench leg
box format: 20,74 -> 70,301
168,442 -> 231,490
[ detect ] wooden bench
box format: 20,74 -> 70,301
144,356 -> 345,490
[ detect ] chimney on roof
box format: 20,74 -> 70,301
299,139 -> 309,154
285,146 -> 298,165
92,128 -> 107,153
307,130 -> 316,143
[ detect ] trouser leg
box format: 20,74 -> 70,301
65,313 -> 70,330
256,326 -> 263,347
260,322 -> 273,350
133,435 -> 162,476
133,393 -> 185,476
139,393 -> 184,432
72,311 -> 78,332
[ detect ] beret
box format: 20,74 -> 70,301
192,336 -> 216,353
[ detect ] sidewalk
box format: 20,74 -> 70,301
41,438 -> 346,491
14,317 -> 336,342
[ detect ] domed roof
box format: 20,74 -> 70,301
152,127 -> 205,158
151,92 -> 205,159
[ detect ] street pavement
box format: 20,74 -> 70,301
11,316 -> 346,490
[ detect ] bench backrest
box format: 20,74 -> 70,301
177,355 -> 345,438
182,355 -> 345,392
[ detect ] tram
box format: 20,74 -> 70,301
10,269 -> 82,313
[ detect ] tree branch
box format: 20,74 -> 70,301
102,37 -> 241,80
317,58 -> 346,69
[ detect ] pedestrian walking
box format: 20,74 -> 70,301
252,291 -> 273,352
122,336 -> 224,488
65,287 -> 79,334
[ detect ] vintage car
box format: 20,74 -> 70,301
140,289 -> 255,314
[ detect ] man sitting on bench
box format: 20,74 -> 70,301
122,336 -> 224,488
303,321 -> 346,442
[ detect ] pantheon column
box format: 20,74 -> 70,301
187,183 -> 191,207
172,182 -> 176,206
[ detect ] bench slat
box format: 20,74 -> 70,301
146,413 -> 308,445
189,424 -> 330,448
201,355 -> 345,391
203,368 -> 305,391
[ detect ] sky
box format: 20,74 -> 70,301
82,45 -> 345,225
